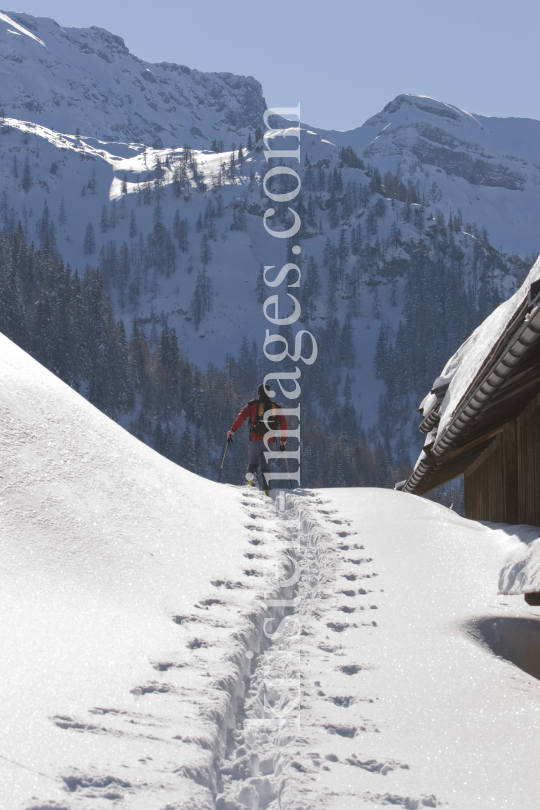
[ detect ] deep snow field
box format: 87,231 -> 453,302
2,332 -> 540,810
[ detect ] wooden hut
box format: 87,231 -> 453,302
398,270 -> 540,529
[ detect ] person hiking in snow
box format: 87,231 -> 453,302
227,383 -> 288,493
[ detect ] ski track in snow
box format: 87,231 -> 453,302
214,488 -> 540,810
2,323 -> 540,809
0,334 -> 297,810
216,492 -> 442,810
3,367 -> 540,810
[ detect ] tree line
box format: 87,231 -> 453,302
0,224 -> 398,488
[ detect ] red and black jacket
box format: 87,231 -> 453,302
231,400 -> 288,442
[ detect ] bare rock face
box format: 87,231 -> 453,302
0,10 -> 266,147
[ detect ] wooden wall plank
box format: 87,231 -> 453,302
464,436 -> 504,522
463,394 -> 540,525
517,394 -> 540,525
503,419 -> 518,524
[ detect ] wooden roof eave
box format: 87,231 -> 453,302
419,404 -> 441,433
410,430 -> 503,496
401,299 -> 540,494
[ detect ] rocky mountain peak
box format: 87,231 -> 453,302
0,9 -> 265,148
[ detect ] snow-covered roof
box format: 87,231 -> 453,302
402,258 -> 540,591
403,253 -> 540,496
436,255 -> 540,440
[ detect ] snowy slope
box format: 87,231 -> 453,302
0,115 -> 534,389
215,489 -> 540,810
0,9 -> 538,469
0,332 -> 293,809
2,329 -> 539,809
315,93 -> 540,256
0,9 -> 265,148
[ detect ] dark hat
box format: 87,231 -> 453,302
257,383 -> 271,400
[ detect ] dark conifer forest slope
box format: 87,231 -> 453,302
0,9 -> 538,498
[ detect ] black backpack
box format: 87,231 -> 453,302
248,398 -> 281,436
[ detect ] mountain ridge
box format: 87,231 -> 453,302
0,9 -> 266,148
0,8 -> 538,492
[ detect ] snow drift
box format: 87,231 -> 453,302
0,333 -> 291,809
2,334 -> 540,809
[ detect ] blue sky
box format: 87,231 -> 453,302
12,0 -> 540,130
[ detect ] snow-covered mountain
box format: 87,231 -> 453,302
0,11 -> 537,254
0,8 -> 538,486
2,17 -> 540,801
317,93 -> 540,257
0,10 -> 265,148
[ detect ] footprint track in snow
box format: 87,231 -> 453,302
339,664 -> 375,675
362,791 -> 441,807
326,695 -> 357,707
62,772 -> 132,791
152,661 -> 186,671
327,621 -> 357,632
136,682 -> 176,694
324,723 -> 358,738
211,579 -> 246,589
89,707 -> 162,721
186,638 -> 210,649
172,614 -> 198,625
216,492 -> 385,809
346,755 -> 410,774
318,643 -> 343,653
53,716 -> 104,733
216,492 -> 340,809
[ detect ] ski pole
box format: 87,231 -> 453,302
217,436 -> 232,483
281,443 -> 293,490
